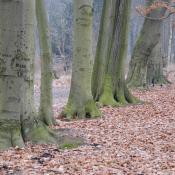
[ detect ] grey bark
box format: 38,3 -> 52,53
127,0 -> 170,87
0,0 -> 57,150
92,0 -> 138,106
36,0 -> 55,126
62,0 -> 101,119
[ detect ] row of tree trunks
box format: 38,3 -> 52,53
0,0 -> 58,150
92,0 -> 138,106
2,0 -> 170,150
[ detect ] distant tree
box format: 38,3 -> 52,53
45,0 -> 73,60
45,0 -> 103,64
128,0 -> 145,55
127,0 -> 170,87
36,0 -> 55,125
92,0 -> 138,106
93,0 -> 104,52
62,0 -> 101,119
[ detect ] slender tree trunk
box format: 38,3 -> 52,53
127,0 -> 169,87
92,0 -> 137,107
168,16 -> 173,65
36,0 -> 55,126
172,25 -> 175,63
0,0 -> 57,150
62,0 -> 101,119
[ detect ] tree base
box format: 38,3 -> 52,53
0,119 -> 84,151
0,126 -> 24,150
97,92 -> 139,107
39,112 -> 57,126
97,82 -> 140,107
62,100 -> 101,119
99,92 -> 118,107
23,120 -> 58,144
128,76 -> 171,89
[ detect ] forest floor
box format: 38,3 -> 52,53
0,73 -> 175,175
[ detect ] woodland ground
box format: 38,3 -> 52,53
0,73 -> 175,175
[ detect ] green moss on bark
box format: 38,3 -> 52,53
62,0 -> 101,119
0,0 -> 83,151
22,120 -> 58,145
62,100 -> 101,119
99,75 -> 118,106
62,101 -> 76,119
85,100 -> 101,118
0,120 -> 24,150
36,0 -> 54,126
92,0 -> 139,107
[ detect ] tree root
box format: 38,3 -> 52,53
62,100 -> 101,119
97,82 -> 140,107
0,126 -> 24,151
23,119 -> 58,145
39,111 -> 57,126
0,119 -> 84,151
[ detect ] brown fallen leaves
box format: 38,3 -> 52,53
1,76 -> 175,174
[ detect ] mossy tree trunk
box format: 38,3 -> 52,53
92,0 -> 137,107
92,0 -> 115,105
36,0 -> 55,126
127,0 -> 169,88
147,39 -> 168,85
62,0 -> 101,119
0,0 -> 58,150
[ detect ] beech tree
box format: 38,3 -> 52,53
63,0 -> 101,119
92,0 -> 137,106
0,0 -> 57,150
127,0 -> 170,87
36,0 -> 55,125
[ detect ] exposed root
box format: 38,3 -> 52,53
39,111 -> 56,126
22,119 -> 58,145
0,118 -> 85,151
62,100 -> 101,119
98,75 -> 118,106
0,121 -> 25,151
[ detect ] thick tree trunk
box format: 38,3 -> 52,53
147,39 -> 168,85
0,0 -> 57,150
127,0 -> 169,88
62,0 -> 101,119
92,0 -> 115,104
92,0 -> 137,107
36,0 -> 54,126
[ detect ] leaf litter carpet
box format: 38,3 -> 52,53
0,81 -> 175,174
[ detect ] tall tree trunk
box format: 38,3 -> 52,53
36,0 -> 54,126
147,39 -> 165,85
92,0 -> 115,104
62,0 -> 101,119
168,16 -> 173,64
92,0 -> 137,106
0,0 -> 57,150
127,0 -> 169,87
